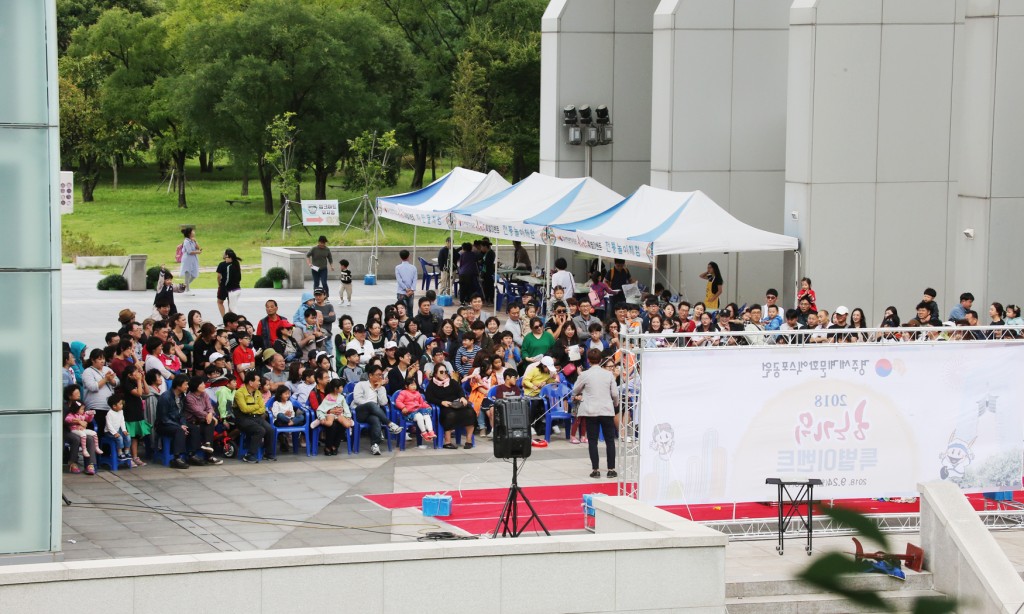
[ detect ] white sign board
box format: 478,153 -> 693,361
638,342 -> 1024,505
301,200 -> 339,226
60,171 -> 74,214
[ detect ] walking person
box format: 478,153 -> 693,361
573,348 -> 619,478
438,236 -> 458,295
395,249 -> 417,314
306,235 -> 334,297
179,227 -> 201,294
216,249 -> 242,318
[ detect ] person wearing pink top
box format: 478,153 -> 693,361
394,378 -> 436,442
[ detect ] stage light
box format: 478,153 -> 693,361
578,105 -> 593,125
595,105 -> 610,125
563,105 -> 578,126
567,125 -> 582,146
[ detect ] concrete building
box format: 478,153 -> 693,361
541,0 -> 1024,320
0,0 -> 64,559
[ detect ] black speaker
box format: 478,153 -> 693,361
492,396 -> 532,459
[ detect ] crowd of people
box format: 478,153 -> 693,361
61,237 -> 1018,478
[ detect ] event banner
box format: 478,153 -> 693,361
638,342 -> 1024,505
301,200 -> 339,226
377,201 -> 451,230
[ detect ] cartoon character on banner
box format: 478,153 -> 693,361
939,431 -> 976,481
643,423 -> 684,501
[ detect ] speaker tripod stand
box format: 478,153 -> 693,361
492,457 -> 550,538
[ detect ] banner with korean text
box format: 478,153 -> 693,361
638,342 -> 1024,505
301,200 -> 339,226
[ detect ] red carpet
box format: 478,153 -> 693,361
364,485 -> 1017,535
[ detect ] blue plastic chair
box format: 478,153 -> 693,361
345,392 -> 393,454
265,398 -> 314,457
153,435 -> 174,466
343,381 -> 357,396
237,412 -> 268,461
97,434 -> 132,472
541,383 -> 573,442
419,257 -> 440,290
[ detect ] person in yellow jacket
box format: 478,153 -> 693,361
234,371 -> 274,463
521,356 -> 559,437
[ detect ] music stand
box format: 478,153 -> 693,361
493,457 -> 550,538
766,477 -> 822,555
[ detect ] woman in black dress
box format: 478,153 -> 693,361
425,366 -> 475,449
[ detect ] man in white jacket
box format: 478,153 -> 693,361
350,365 -> 402,455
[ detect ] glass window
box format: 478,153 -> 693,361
0,127 -> 54,268
0,272 -> 53,412
0,412 -> 55,554
0,1 -> 49,125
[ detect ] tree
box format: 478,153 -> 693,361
70,8 -> 200,207
450,51 -> 491,172
176,0 -> 408,211
348,130 -> 398,231
58,54 -> 143,200
264,112 -> 299,222
56,0 -> 159,55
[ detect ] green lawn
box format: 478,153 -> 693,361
63,161 -> 460,289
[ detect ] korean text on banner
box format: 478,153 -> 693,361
301,200 -> 339,226
637,342 -> 1024,505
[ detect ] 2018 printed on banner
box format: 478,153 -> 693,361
638,342 -> 1024,505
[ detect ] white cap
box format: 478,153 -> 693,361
209,352 -> 225,362
384,340 -> 398,349
834,306 -> 849,316
540,356 -> 556,372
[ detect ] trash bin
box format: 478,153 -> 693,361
124,254 -> 147,291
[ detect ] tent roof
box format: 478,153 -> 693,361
377,168 -> 511,229
549,185 -> 797,262
450,172 -> 623,242
626,186 -> 797,254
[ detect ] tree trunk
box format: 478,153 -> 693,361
257,158 -> 274,214
411,135 -> 427,189
174,151 -> 188,208
198,149 -> 215,173
512,150 -> 526,183
430,144 -> 437,182
241,167 -> 249,196
313,156 -> 335,200
110,155 -> 119,190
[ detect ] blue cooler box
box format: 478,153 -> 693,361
437,294 -> 454,307
583,493 -> 607,516
363,274 -> 376,286
422,494 -> 452,517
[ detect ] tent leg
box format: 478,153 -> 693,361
650,252 -> 657,294
412,226 -> 417,268
735,253 -> 740,308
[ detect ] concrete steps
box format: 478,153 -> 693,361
726,572 -> 943,613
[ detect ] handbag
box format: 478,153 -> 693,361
449,398 -> 468,410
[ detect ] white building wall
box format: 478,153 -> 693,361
784,0 -> 962,323
540,0 -> 659,196
957,1 -> 1024,315
650,0 -> 792,307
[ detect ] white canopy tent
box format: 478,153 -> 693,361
377,167 -> 511,229
550,185 -> 799,288
450,173 -> 623,244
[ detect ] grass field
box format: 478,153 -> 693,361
63,160 -> 460,289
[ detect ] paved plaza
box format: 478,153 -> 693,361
60,265 -> 1024,581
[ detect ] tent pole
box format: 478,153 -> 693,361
413,226 -> 417,267
650,248 -> 657,294
735,253 -> 740,307
448,228 -> 455,297
545,243 -> 552,297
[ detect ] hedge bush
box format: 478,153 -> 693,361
254,276 -> 274,289
97,274 -> 129,291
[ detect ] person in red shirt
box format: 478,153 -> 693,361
255,300 -> 291,350
232,331 -> 256,386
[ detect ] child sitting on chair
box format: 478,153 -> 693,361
394,377 -> 436,442
65,398 -> 97,466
